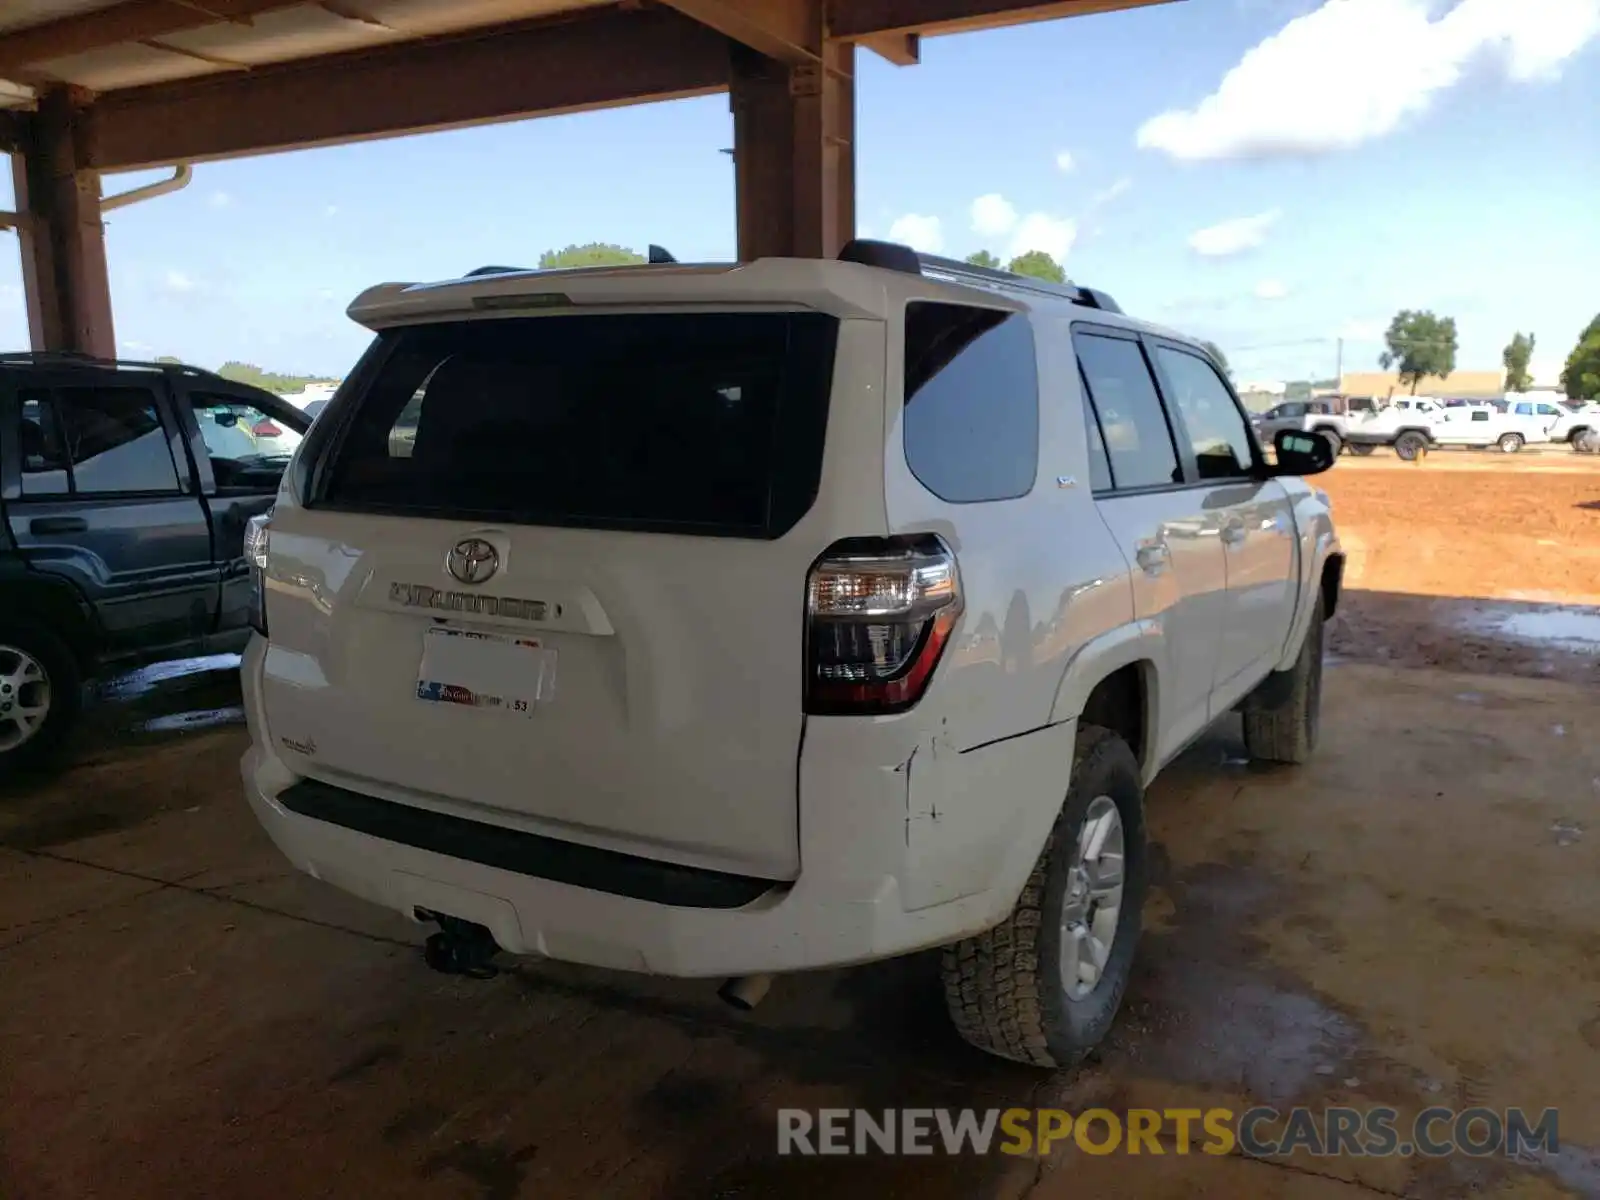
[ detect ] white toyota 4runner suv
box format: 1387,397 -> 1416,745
239,241 -> 1341,1068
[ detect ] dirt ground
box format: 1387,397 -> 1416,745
3,455 -> 1599,1199
1320,455 -> 1600,684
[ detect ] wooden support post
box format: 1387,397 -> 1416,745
730,32 -> 854,260
11,88 -> 115,356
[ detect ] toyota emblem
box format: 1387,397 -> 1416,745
446,538 -> 499,585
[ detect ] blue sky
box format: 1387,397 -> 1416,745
2,0 -> 1597,385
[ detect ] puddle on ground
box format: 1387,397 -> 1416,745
1109,858 -> 1362,1105
136,706 -> 246,735
1457,604 -> 1600,652
98,654 -> 241,700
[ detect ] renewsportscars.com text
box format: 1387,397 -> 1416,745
777,1106 -> 1559,1159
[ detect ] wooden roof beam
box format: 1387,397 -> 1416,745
89,5 -> 731,170
829,0 -> 1175,39
656,0 -> 821,65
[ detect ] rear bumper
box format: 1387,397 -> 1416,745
240,637 -> 1071,977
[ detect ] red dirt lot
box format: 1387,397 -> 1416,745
1317,457 -> 1600,684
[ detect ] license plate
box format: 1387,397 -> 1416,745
416,628 -> 556,716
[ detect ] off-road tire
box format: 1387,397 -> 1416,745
1348,442 -> 1376,456
941,725 -> 1147,1068
0,619 -> 82,775
1497,432 -> 1524,454
1394,431 -> 1428,461
1242,591 -> 1324,765
1316,429 -> 1343,458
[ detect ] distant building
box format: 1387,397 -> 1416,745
1338,370 -> 1504,401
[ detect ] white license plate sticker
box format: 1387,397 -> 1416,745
416,628 -> 556,716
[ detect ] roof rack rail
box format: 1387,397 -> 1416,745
836,238 -> 1122,315
465,265 -> 528,277
0,350 -> 251,387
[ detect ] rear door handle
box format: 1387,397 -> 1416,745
29,517 -> 87,535
1135,543 -> 1170,573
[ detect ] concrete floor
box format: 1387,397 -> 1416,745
2,657 -> 1598,1199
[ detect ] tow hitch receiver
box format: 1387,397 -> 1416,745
419,911 -> 502,979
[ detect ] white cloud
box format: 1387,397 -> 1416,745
1189,209 -> 1281,257
1087,177 -> 1132,209
163,269 -> 198,293
1009,213 -> 1077,264
324,204 -> 339,217
1055,150 -> 1076,173
887,213 -> 944,253
1255,279 -> 1289,299
970,193 -> 1018,238
207,190 -> 232,209
1137,0 -> 1600,162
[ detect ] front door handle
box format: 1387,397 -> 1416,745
1135,543 -> 1170,573
30,517 -> 87,535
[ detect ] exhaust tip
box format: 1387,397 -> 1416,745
718,974 -> 774,1011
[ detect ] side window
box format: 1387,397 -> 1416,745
1075,333 -> 1181,490
1152,345 -> 1256,479
48,386 -> 180,495
903,303 -> 1038,503
1284,403 -> 1307,418
1470,410 -> 1490,423
1537,403 -> 1559,417
1514,401 -> 1534,416
18,389 -> 71,495
1079,368 -> 1113,492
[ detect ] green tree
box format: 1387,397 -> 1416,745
1502,331 -> 1536,392
1561,313 -> 1600,401
1379,310 -> 1458,394
1202,340 -> 1232,379
538,243 -> 645,269
216,361 -> 338,394
965,250 -> 1001,269
1006,250 -> 1066,283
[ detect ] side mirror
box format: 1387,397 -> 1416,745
1273,429 -> 1335,476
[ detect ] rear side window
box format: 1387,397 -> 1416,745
1075,333 -> 1181,490
903,303 -> 1038,503
17,385 -> 178,495
318,312 -> 838,538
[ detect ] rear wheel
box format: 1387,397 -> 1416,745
1394,431 -> 1428,461
1578,429 -> 1600,455
1570,428 -> 1594,453
0,621 -> 81,774
1243,591 -> 1324,765
942,725 -> 1147,1068
1498,432 -> 1524,454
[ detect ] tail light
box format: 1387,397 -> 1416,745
252,420 -> 283,438
244,513 -> 271,635
804,535 -> 962,715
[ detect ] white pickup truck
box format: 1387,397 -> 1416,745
1345,396 -> 1554,459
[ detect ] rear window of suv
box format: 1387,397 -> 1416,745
317,311 -> 838,538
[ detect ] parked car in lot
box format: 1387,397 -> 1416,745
1346,395 -> 1554,459
238,243 -> 1342,1068
1548,400 -> 1600,450
0,353 -> 310,769
1251,397 -> 1357,456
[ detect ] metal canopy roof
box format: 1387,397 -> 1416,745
0,0 -> 1166,112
